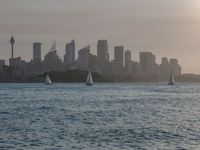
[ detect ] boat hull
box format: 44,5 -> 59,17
86,83 -> 93,86
45,83 -> 52,85
168,82 -> 175,86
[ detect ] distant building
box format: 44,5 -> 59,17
169,58 -> 181,76
89,53 -> 97,71
114,46 -> 124,76
78,45 -> 90,71
43,50 -> 62,72
127,61 -> 134,76
161,57 -> 168,65
64,40 -> 75,69
139,52 -> 156,74
125,50 -> 132,75
97,40 -> 109,62
0,60 -> 5,67
43,42 -> 63,72
9,57 -> 22,68
132,61 -> 142,75
32,42 -> 42,73
159,57 -> 181,80
97,40 -> 109,65
33,42 -> 41,64
0,60 -> 5,72
97,40 -> 109,72
160,57 -> 170,79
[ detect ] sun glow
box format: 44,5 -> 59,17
191,0 -> 200,15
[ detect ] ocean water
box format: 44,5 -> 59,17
0,83 -> 200,150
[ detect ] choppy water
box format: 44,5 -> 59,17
0,83 -> 200,150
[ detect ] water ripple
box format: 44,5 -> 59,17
0,83 -> 200,149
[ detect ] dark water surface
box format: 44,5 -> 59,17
0,83 -> 200,150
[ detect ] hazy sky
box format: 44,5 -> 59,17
0,0 -> 200,73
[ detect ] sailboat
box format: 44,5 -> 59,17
86,72 -> 93,86
168,71 -> 175,86
45,74 -> 52,85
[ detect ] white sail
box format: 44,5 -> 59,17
86,72 -> 93,86
171,74 -> 175,83
168,71 -> 175,85
46,75 -> 52,85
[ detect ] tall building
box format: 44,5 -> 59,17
97,40 -> 110,74
0,60 -> 5,72
132,61 -> 142,75
97,40 -> 109,63
161,57 -> 168,65
43,42 -> 62,72
9,35 -> 15,66
78,45 -> 90,71
125,50 -> 131,73
33,42 -> 41,64
170,58 -> 178,66
0,60 -> 5,67
89,54 -> 97,71
64,40 -> 75,68
32,42 -> 42,73
160,57 -> 170,79
169,58 -> 181,76
114,46 -> 124,76
139,52 -> 156,74
9,57 -> 22,67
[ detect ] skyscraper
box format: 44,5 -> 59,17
161,57 -> 168,65
9,57 -> 22,68
43,42 -> 63,72
89,54 -> 97,70
114,46 -> 124,76
125,51 -> 131,70
64,40 -> 75,68
97,40 -> 109,63
125,50 -> 133,75
0,60 -> 5,73
78,45 -> 90,71
139,52 -> 156,73
97,40 -> 109,74
160,57 -> 170,79
169,58 -> 181,76
33,42 -> 41,64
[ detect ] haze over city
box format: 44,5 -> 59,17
2,1 -> 200,149
0,0 -> 200,73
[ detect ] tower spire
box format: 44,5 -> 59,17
10,34 -> 15,59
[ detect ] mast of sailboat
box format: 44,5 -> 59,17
86,71 -> 93,85
168,70 -> 175,85
46,74 -> 52,84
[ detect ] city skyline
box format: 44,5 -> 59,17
2,36 -> 181,68
1,0 -> 200,73
1,36 -> 181,81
